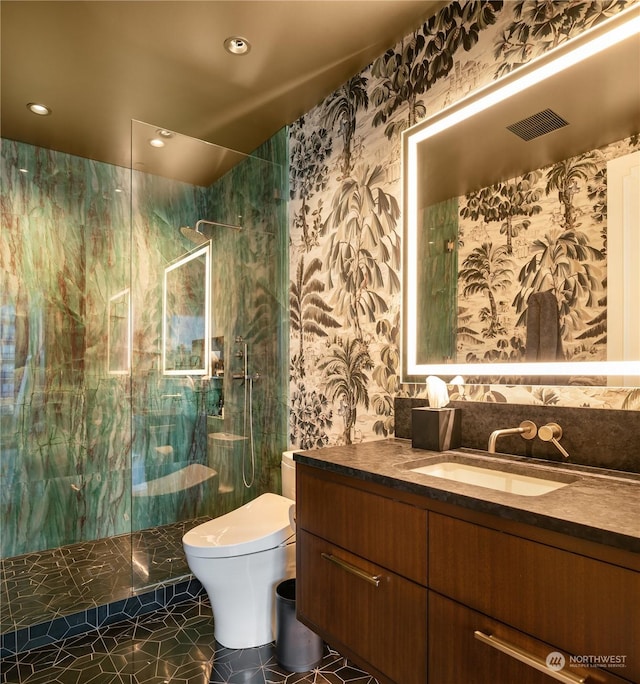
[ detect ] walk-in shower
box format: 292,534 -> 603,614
0,120 -> 288,653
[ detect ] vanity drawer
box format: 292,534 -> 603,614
297,529 -> 427,684
296,464 -> 427,584
429,592 -> 628,684
429,513 -> 640,683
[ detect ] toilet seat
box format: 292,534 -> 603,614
182,493 -> 295,559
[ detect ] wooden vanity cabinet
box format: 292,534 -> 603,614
428,592 -> 628,684
295,464 -> 428,684
298,529 -> 427,684
428,512 -> 640,684
296,462 -> 639,684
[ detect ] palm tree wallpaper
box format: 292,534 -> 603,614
288,0 -> 640,450
457,138 -> 638,369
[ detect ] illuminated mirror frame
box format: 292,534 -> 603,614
108,288 -> 131,375
402,4 -> 640,384
162,243 -> 211,376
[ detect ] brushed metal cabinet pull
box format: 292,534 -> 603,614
321,552 -> 382,587
474,631 -> 587,684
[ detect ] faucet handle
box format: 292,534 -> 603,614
539,422 -> 561,441
539,423 -> 570,459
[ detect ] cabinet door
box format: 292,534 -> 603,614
297,529 -> 427,684
429,592 -> 628,684
296,464 -> 427,584
429,513 -> 640,683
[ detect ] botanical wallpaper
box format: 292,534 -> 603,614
456,135 -> 639,369
288,0 -> 640,450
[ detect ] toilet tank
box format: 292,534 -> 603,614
281,451 -> 296,500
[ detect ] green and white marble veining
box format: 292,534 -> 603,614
1,129 -> 288,569
1,140 -> 132,558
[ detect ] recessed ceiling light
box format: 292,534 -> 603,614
156,129 -> 174,138
27,102 -> 52,116
224,36 -> 251,55
148,138 -> 165,148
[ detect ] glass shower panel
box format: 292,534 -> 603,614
0,122 -> 288,631
129,122 -> 288,594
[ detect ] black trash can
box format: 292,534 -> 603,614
275,578 -> 323,672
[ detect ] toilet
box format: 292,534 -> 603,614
182,452 -> 297,649
281,450 -> 296,502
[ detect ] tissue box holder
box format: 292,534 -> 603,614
411,407 -> 461,451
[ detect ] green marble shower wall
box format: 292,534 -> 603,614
199,137 -> 289,509
0,129 -> 288,560
1,140 -> 132,557
416,198 -> 458,364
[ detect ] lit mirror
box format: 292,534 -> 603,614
402,5 -> 640,385
163,244 -> 210,375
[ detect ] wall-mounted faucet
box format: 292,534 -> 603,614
539,423 -> 570,459
488,420 -> 537,454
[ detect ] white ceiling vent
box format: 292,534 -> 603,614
507,109 -> 569,141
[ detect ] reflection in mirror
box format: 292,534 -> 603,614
163,244 -> 210,375
108,288 -> 131,375
403,5 -> 640,385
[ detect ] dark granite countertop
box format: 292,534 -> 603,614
293,438 -> 640,554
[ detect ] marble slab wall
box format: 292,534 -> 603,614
0,129 -> 288,566
1,140 -> 132,557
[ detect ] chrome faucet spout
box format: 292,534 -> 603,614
488,420 -> 537,453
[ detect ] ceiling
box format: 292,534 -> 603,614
1,0 -> 445,181
418,29 -> 640,207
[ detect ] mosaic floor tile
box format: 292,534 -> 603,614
2,519 -> 204,634
2,524 -> 378,683
1,550 -> 80,631
130,519 -> 204,586
0,598 -> 378,684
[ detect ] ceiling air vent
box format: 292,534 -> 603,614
506,108 -> 569,141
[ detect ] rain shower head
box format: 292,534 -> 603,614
179,226 -> 209,245
179,219 -> 243,245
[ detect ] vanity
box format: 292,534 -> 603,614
293,440 -> 640,684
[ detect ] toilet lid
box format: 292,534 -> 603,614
182,493 -> 295,558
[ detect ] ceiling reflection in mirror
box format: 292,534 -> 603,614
403,5 -> 640,386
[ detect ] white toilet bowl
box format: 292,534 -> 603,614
183,492 -> 295,648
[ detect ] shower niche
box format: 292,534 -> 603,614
206,336 -> 225,418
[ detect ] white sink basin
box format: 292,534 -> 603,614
410,462 -> 571,496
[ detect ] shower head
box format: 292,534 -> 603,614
179,226 -> 209,245
179,218 -> 243,245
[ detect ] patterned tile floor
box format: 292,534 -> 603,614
0,596 -> 378,684
1,520 -> 206,634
